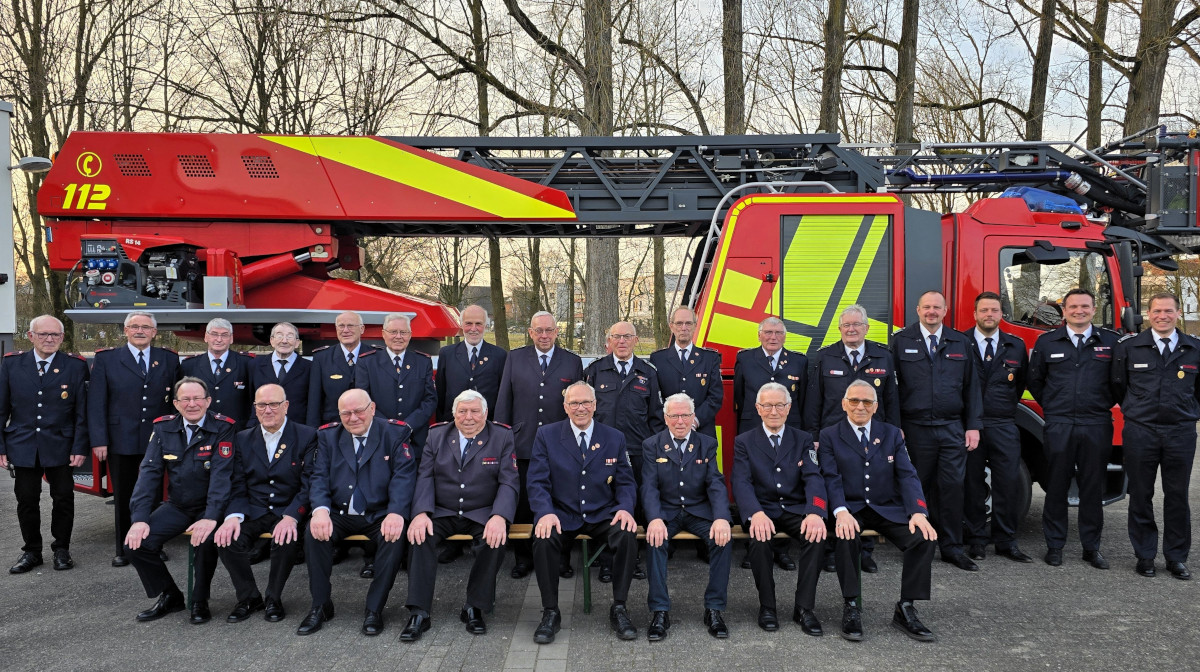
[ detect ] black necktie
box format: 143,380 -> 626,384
579,432 -> 588,459
347,352 -> 355,367
619,361 -> 628,378
355,436 -> 365,455
213,358 -> 222,375
770,434 -> 780,451
679,348 -> 687,363
1161,338 -> 1172,360
37,360 -> 46,377
849,350 -> 860,370
928,334 -> 938,360
540,354 -> 548,374
1075,333 -> 1086,351
394,355 -> 402,372
138,351 -> 148,376
769,354 -> 777,371
470,346 -> 479,370
277,359 -> 288,380
675,437 -> 686,452
984,337 -> 994,362
859,426 -> 869,451
187,424 -> 200,443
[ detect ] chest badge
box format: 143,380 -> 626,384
62,391 -> 69,399
656,457 -> 669,463
1008,373 -> 1014,381
874,378 -> 881,387
1180,371 -> 1187,379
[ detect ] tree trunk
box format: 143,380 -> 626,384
1123,0 -> 1180,135
581,0 -> 617,355
469,0 -> 507,348
565,240 -> 577,350
721,0 -> 745,135
818,0 -> 847,134
652,239 -> 667,347
1086,0 -> 1109,148
1025,0 -> 1056,140
893,0 -> 920,147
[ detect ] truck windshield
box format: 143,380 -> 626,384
999,248 -> 1115,330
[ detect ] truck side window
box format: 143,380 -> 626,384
999,248 -> 1114,331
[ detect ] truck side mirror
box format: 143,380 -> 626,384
1014,240 -> 1070,265
1121,306 -> 1141,333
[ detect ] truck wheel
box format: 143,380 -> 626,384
1017,459 -> 1033,522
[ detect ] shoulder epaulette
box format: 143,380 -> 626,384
492,421 -> 512,429
213,413 -> 236,424
311,344 -> 332,353
154,414 -> 178,423
94,347 -> 115,353
239,350 -> 256,358
1117,332 -> 1137,342
318,421 -> 340,430
158,347 -> 178,354
68,353 -> 87,361
642,359 -> 658,371
430,420 -> 451,428
695,345 -> 718,353
358,349 -> 377,358
1100,327 -> 1121,336
410,350 -> 431,358
3,350 -> 22,357
183,352 -> 204,360
388,418 -> 409,426
362,344 -> 380,351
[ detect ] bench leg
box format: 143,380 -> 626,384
187,544 -> 195,611
580,540 -> 609,615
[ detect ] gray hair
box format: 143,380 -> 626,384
759,316 -> 785,330
844,379 -> 877,400
174,376 -> 209,398
206,317 -> 233,333
28,314 -> 64,333
124,311 -> 157,328
452,389 -> 489,415
839,305 -> 868,324
271,322 -> 298,339
383,313 -> 411,329
756,381 -> 790,404
663,393 -> 696,414
530,311 -> 555,327
564,380 -> 596,401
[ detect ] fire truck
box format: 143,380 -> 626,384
35,129 -> 1200,515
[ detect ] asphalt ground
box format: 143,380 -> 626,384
0,468 -> 1196,672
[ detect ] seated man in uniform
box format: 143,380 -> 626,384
400,390 -> 518,641
124,377 -> 238,624
819,380 -> 938,642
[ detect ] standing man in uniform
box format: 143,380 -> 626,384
804,304 -> 899,573
963,292 -> 1032,563
0,315 -> 89,573
528,381 -> 639,644
89,311 -> 180,568
642,393 -> 733,641
584,321 -> 663,581
891,290 -> 982,572
180,318 -> 254,429
249,322 -> 311,423
307,311 -> 375,427
213,383 -> 318,623
731,382 -> 828,635
1028,288 -> 1118,569
650,306 -> 724,437
400,390 -> 518,641
819,380 -> 938,642
298,389 -> 417,637
733,316 -> 807,571
495,311 -> 583,579
1112,292 -> 1198,580
354,313 -> 436,450
124,377 -> 238,623
436,305 -> 507,421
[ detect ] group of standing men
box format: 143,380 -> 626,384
1,286 -> 1195,643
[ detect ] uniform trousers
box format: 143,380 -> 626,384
831,507 -> 934,602
512,458 -> 534,565
746,511 -> 823,610
902,422 -> 966,554
533,520 -> 635,609
646,511 -> 731,612
407,516 -> 507,615
108,453 -> 143,557
305,513 -> 404,613
1042,422 -> 1111,551
964,422 -> 1023,548
1122,420 -> 1196,562
14,458 -> 75,553
217,512 -> 303,603
126,502 -> 217,600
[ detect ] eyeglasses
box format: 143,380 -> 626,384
665,413 -> 694,420
531,327 -> 558,335
339,404 -> 373,419
206,331 -> 232,339
176,396 -> 209,404
253,401 -> 286,410
383,328 -> 411,336
609,333 -> 636,341
336,323 -> 363,330
845,398 -> 877,407
756,402 -> 790,411
839,322 -> 866,329
30,332 -> 63,339
126,325 -> 156,333
272,333 -> 298,341
566,400 -> 595,409
671,320 -> 695,327
759,330 -> 785,337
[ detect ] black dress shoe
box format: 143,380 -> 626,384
632,562 -> 647,580
610,604 -> 637,640
227,596 -> 265,623
892,600 -> 935,642
264,599 -> 286,622
461,606 -> 486,634
703,609 -> 729,639
361,610 -> 385,636
860,551 -> 878,574
1082,550 -> 1109,569
967,544 -> 986,561
1136,558 -> 1156,577
360,560 -> 375,579
1166,561 -> 1191,580
942,552 -> 979,572
559,565 -> 575,579
111,554 -> 130,568
159,549 -> 169,562
793,606 -> 823,636
757,606 -> 779,632
740,557 -> 751,570
775,553 -> 797,571
296,603 -> 334,635
996,546 -> 1033,563
511,561 -> 532,579
1044,548 -> 1063,566
841,601 -> 864,642
400,613 -> 431,641
189,600 -> 212,625
534,608 -> 561,644
599,564 -> 613,583
647,610 -> 670,641
9,552 -> 43,574
52,550 -> 74,571
137,590 -> 185,622
822,550 -> 836,573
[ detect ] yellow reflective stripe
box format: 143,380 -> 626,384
696,199 -> 749,346
781,214 -> 867,325
261,136 -> 574,220
704,312 -> 762,349
717,269 -> 762,310
785,332 -> 813,353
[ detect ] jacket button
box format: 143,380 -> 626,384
776,483 -> 781,488
349,485 -> 353,489
581,485 -> 586,490
776,467 -> 781,472
581,470 -> 586,475
679,481 -> 684,486
459,498 -> 464,503
460,484 -> 465,488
